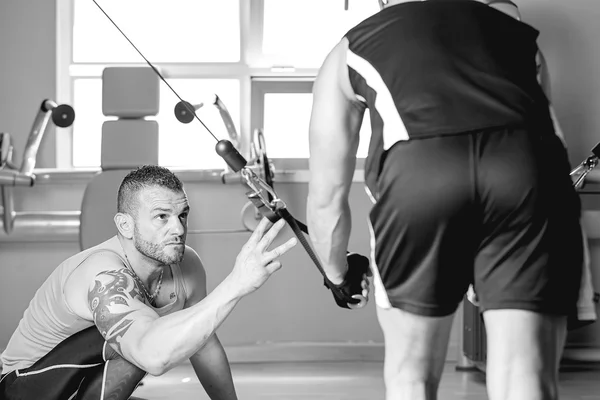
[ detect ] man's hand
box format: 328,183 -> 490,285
229,217 -> 297,297
327,253 -> 372,310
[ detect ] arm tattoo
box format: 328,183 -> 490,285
88,268 -> 145,354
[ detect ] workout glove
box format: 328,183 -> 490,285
326,253 -> 371,309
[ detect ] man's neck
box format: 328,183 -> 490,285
117,235 -> 166,285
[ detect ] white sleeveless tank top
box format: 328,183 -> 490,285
1,236 -> 187,375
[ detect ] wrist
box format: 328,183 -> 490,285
220,274 -> 247,301
326,263 -> 348,286
328,275 -> 344,286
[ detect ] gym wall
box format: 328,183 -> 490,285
0,0 -> 599,362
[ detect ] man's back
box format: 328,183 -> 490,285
344,0 -> 552,194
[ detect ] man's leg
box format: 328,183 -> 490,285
75,343 -> 147,400
483,310 -> 567,400
1,326 -> 106,399
0,326 -> 146,400
376,307 -> 455,400
368,134 -> 475,400
474,128 -> 583,400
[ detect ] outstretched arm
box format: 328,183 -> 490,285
307,38 -> 366,285
87,218 -> 296,376
182,248 -> 238,400
88,261 -> 243,376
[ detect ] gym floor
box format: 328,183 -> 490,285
132,360 -> 600,400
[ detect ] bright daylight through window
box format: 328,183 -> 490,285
62,0 -> 378,169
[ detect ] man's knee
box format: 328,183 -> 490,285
483,309 -> 565,400
76,344 -> 147,400
102,344 -> 147,385
377,306 -> 455,381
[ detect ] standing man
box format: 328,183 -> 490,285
307,1 -> 582,399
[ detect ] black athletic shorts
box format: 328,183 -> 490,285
0,326 -> 146,400
368,126 -> 583,317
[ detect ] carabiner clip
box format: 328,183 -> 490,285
571,156 -> 599,190
241,168 -> 276,202
241,167 -> 286,223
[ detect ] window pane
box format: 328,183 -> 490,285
262,0 -> 379,68
72,78 -> 240,169
158,79 -> 240,169
73,79 -> 104,168
263,93 -> 370,158
73,0 -> 240,63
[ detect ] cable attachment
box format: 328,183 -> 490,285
571,142 -> 600,190
241,167 -> 284,223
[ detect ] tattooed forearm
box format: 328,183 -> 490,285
88,268 -> 145,354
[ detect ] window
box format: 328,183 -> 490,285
57,0 -> 379,169
72,0 -> 240,63
250,79 -> 371,169
72,78 -> 240,168
157,79 -> 240,169
259,0 -> 379,68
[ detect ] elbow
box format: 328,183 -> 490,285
135,346 -> 171,376
308,191 -> 349,215
143,358 -> 170,377
135,331 -> 173,376
308,191 -> 336,209
308,179 -> 349,205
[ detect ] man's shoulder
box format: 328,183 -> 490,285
82,250 -> 127,273
77,236 -> 125,268
63,243 -> 129,320
67,249 -> 129,294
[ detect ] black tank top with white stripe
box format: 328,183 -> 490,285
345,0 -> 552,199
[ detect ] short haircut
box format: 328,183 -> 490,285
117,165 -> 184,216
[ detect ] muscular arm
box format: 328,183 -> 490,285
536,51 -> 569,148
88,256 -> 244,376
182,249 -> 238,400
307,38 -> 366,284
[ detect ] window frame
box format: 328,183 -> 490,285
250,78 -> 315,170
56,0 -> 366,170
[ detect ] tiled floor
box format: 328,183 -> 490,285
132,361 -> 600,400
